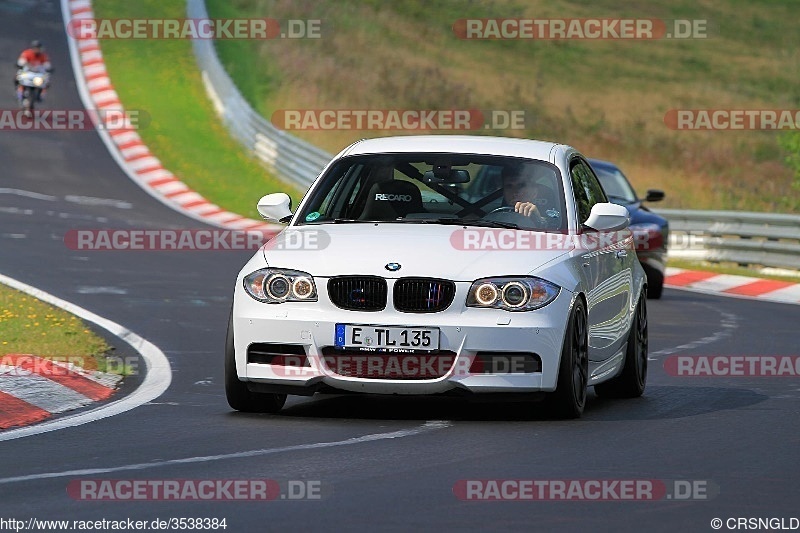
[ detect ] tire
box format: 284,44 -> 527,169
22,89 -> 33,117
594,294 -> 648,399
644,267 -> 664,299
225,311 -> 286,413
647,282 -> 663,300
545,298 -> 589,419
24,88 -> 34,109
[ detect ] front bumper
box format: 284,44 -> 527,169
232,286 -> 574,395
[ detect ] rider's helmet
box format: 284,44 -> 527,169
31,40 -> 43,50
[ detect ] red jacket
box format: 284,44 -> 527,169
18,49 -> 51,69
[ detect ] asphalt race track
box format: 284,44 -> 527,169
0,2 -> 798,531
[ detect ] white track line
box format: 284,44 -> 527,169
0,421 -> 451,484
0,188 -> 57,201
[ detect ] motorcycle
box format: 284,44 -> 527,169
15,66 -> 50,117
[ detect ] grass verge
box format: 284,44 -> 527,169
93,0 -> 305,218
0,284 -> 124,374
207,0 -> 800,213
667,258 -> 800,284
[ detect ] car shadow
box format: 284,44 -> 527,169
270,385 -> 768,422
584,385 -> 769,421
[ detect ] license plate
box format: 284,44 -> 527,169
335,324 -> 439,352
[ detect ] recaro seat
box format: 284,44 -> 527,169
359,180 -> 424,220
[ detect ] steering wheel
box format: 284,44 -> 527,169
485,205 -> 550,229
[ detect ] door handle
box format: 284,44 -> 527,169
615,250 -> 628,259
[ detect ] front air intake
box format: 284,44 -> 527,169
394,278 -> 456,313
328,276 -> 387,311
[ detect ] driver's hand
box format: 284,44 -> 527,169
514,201 -> 541,218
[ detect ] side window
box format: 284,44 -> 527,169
467,165 -> 502,199
570,159 -> 607,226
580,162 -> 608,204
481,166 -> 502,196
570,161 -> 592,225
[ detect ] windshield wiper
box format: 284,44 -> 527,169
332,218 -> 374,223
334,217 -> 517,229
333,218 -> 431,224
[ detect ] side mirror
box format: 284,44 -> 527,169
257,193 -> 293,223
583,202 -> 630,232
645,189 -> 665,202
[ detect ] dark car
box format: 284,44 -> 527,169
588,158 -> 668,299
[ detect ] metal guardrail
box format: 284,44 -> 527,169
657,209 -> 800,270
187,0 -> 333,191
186,0 -> 799,271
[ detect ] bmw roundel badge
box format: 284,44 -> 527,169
385,262 -> 401,272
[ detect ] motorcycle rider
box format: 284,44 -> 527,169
15,40 -> 52,102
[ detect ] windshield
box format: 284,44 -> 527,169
592,166 -> 637,203
295,153 -> 568,232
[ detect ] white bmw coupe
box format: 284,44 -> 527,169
226,135 -> 648,418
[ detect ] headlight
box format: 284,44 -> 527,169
467,277 -> 560,311
243,268 -> 317,303
33,76 -> 44,86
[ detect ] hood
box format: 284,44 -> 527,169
623,202 -> 668,227
261,224 -> 572,280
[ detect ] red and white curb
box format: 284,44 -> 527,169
0,355 -> 121,430
0,272 -> 171,441
62,0 -> 275,232
665,267 -> 800,305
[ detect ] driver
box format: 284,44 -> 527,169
16,40 -> 52,102
501,164 -> 547,225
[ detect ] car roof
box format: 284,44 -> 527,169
338,135 -> 570,162
586,158 -> 619,171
